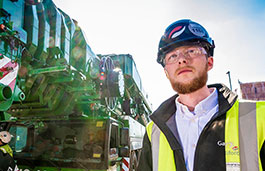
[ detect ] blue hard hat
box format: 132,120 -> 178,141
157,19 -> 215,67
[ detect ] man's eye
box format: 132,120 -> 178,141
187,49 -> 196,54
169,54 -> 178,59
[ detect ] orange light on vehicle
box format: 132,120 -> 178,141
0,24 -> 6,31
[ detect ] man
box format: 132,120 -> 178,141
137,19 -> 265,171
0,131 -> 18,171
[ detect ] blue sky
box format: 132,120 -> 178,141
53,0 -> 265,109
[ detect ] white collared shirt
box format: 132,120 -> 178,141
175,88 -> 219,171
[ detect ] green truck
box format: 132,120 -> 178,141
0,0 -> 152,170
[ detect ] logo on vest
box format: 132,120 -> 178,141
217,140 -> 239,156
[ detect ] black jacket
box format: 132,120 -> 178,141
137,84 -> 265,171
0,150 -> 16,171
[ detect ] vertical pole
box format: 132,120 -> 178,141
226,71 -> 232,90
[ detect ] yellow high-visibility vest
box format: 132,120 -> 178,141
146,100 -> 265,171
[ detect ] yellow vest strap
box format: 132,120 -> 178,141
257,101 -> 265,170
225,100 -> 240,171
146,121 -> 176,171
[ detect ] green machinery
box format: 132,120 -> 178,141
0,0 -> 152,170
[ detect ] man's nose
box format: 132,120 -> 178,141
177,53 -> 188,65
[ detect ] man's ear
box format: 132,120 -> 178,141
207,56 -> 214,71
164,68 -> 169,78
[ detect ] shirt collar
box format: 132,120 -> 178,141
175,88 -> 218,116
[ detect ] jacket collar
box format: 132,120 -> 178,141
212,83 -> 238,116
150,83 -> 237,122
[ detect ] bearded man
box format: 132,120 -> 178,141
137,19 -> 265,171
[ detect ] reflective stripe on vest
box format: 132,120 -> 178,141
147,100 -> 265,171
238,101 -> 259,171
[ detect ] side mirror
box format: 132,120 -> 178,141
9,125 -> 28,152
